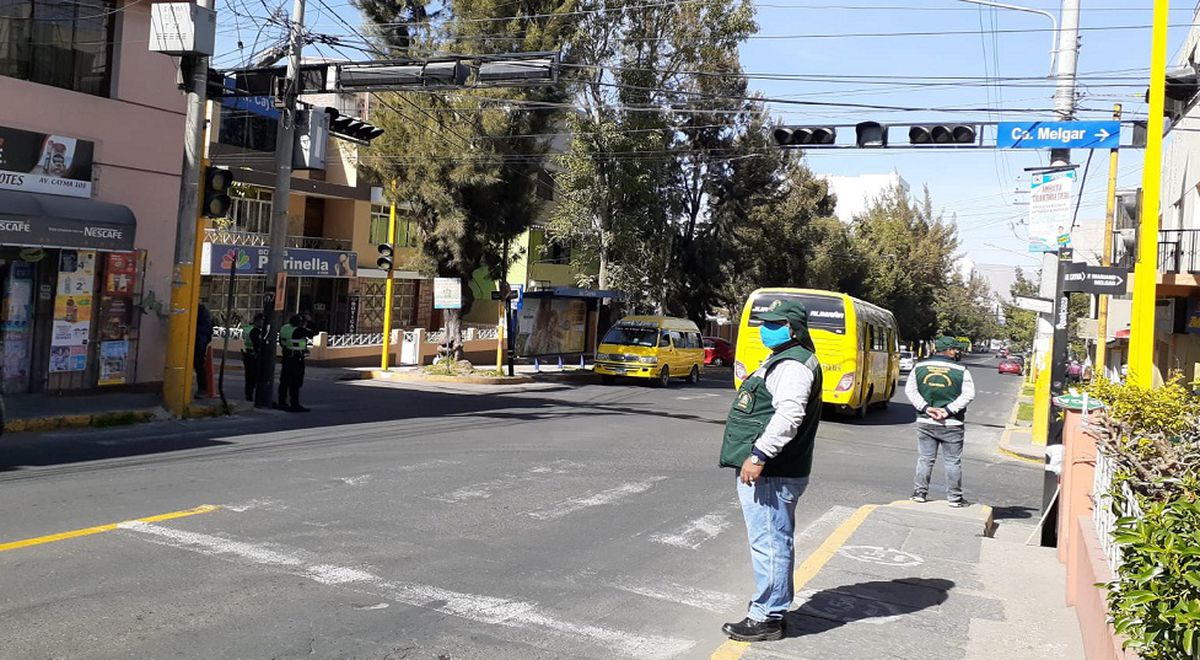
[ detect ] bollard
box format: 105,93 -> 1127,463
579,354 -> 585,369
205,345 -> 216,398
534,357 -> 540,372
557,355 -> 564,370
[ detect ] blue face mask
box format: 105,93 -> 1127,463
759,322 -> 792,348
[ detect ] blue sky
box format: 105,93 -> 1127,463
210,1 -> 1195,283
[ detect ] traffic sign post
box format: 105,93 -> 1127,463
997,120 -> 1120,150
1015,295 -> 1055,314
1063,263 -> 1129,295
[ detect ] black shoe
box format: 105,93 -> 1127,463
289,405 -> 311,413
273,403 -> 290,411
911,492 -> 927,503
721,617 -> 784,642
948,499 -> 969,508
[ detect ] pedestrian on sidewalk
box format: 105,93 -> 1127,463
194,304 -> 214,398
905,335 -> 976,507
241,313 -> 264,401
276,314 -> 313,412
718,298 -> 823,643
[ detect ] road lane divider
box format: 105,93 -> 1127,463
710,504 -> 878,660
0,505 -> 220,554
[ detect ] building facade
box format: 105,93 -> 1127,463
0,0 -> 184,394
819,171 -> 911,224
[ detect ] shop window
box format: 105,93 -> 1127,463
0,0 -> 114,96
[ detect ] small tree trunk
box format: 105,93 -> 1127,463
438,278 -> 471,363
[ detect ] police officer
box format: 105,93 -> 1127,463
241,313 -> 264,401
719,299 -> 823,643
277,314 -> 313,412
905,336 -> 976,507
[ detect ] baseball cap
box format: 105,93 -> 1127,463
756,298 -> 809,326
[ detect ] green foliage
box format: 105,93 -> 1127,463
1088,377 -> 1200,659
1015,402 -> 1034,423
935,270 -> 1000,344
851,184 -> 959,341
1002,267 -> 1040,352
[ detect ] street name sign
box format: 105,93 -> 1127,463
1063,264 -> 1129,295
1014,295 -> 1054,314
997,121 -> 1120,150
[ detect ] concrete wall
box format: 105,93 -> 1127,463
0,0 -> 187,385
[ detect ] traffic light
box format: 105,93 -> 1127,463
908,124 -> 977,145
324,108 -> 385,145
855,122 -> 887,148
772,126 -> 837,147
202,166 -> 234,218
1160,66 -> 1200,123
377,242 -> 394,270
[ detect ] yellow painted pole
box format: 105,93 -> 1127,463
1096,104 -> 1122,380
380,190 -> 397,371
1130,0 -> 1170,389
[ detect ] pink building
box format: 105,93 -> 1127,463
0,0 -> 184,394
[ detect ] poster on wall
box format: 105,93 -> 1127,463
515,298 -> 587,356
2,261 -> 34,393
0,126 -> 95,198
50,250 -> 96,373
103,251 -> 138,295
433,277 -> 462,310
98,340 -> 130,386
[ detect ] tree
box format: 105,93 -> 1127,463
852,184 -> 958,341
1003,267 -> 1040,351
935,270 -> 999,342
360,0 -> 579,358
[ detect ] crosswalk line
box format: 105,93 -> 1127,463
611,579 -> 741,614
527,478 -> 668,520
651,512 -> 732,550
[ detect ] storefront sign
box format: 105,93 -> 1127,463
0,126 -> 94,198
0,215 -> 133,251
50,250 -> 95,373
1028,170 -> 1076,253
201,244 -> 357,278
346,294 -> 360,334
433,277 -> 461,310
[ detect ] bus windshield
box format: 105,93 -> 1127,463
602,325 -> 659,347
749,293 -> 846,335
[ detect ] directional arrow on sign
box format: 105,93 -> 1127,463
1063,263 -> 1130,295
1095,128 -> 1112,142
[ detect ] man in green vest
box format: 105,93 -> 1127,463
241,313 -> 264,402
276,314 -> 313,412
905,335 -> 976,507
718,298 -> 823,643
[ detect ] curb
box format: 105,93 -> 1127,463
998,427 -> 1044,464
6,408 -> 159,434
365,370 -> 536,385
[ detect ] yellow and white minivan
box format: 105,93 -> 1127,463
594,316 -> 706,387
734,288 -> 900,418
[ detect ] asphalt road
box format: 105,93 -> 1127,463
0,354 -> 1035,659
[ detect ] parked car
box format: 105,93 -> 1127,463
703,336 -> 735,367
899,350 -> 916,372
998,359 -> 1023,375
1009,354 -> 1026,367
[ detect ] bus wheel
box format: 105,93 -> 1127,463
657,366 -> 671,388
688,365 -> 701,385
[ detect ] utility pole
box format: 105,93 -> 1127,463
1034,0 -> 1081,547
254,0 -> 307,407
1129,0 -> 1171,388
380,194 -> 397,371
163,0 -> 216,416
1095,103 -> 1122,379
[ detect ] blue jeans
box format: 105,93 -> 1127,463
914,424 -> 965,501
735,473 -> 810,621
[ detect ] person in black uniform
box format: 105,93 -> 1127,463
276,314 -> 314,412
241,313 -> 264,401
194,304 -> 214,398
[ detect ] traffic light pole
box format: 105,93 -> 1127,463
1129,0 -> 1171,388
1095,104 -> 1122,379
164,2 -> 215,417
380,195 -> 397,371
254,0 -> 307,408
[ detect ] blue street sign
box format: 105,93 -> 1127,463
997,120 -> 1120,150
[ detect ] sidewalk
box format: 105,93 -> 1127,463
717,501 -> 1083,659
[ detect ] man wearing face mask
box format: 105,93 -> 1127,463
718,298 -> 823,643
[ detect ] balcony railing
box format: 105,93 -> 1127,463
1158,228 -> 1200,274
204,228 -> 353,251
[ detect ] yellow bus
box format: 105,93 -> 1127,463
733,288 -> 900,418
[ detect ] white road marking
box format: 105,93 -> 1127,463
837,545 -> 925,567
651,512 -> 731,550
610,580 -> 740,614
117,521 -> 692,659
675,393 -> 720,401
336,474 -> 372,486
224,498 -> 287,513
394,459 -> 463,472
795,505 -> 858,546
527,478 -> 667,520
434,461 -> 583,503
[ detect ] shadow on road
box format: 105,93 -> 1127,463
784,577 -> 954,638
991,505 -> 1038,520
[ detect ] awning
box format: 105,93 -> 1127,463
0,189 -> 137,251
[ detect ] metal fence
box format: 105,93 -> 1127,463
1093,445 -> 1144,574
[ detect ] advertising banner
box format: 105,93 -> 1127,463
50,250 -> 95,373
433,277 -> 461,310
201,244 -> 357,278
516,298 -> 587,356
0,126 -> 95,198
98,339 -> 130,386
1028,170 -> 1076,253
1,260 -> 34,392
103,251 -> 138,294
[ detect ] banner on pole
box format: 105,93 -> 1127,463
1028,170 -> 1076,253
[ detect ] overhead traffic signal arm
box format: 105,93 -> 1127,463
771,122 -> 982,149
908,124 -> 979,146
